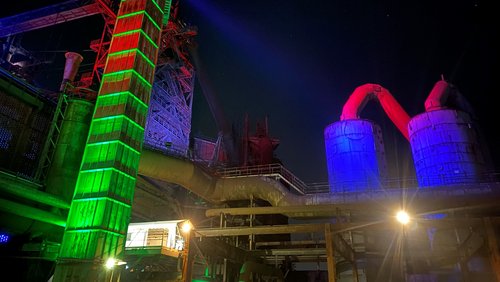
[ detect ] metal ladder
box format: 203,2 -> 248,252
35,92 -> 68,182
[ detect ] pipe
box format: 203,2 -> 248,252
138,149 -> 305,206
137,149 -> 402,209
424,79 -> 450,111
0,171 -> 70,209
340,83 -> 411,140
59,52 -> 83,91
138,149 -> 216,199
5,143 -> 491,221
424,79 -> 475,115
139,149 -> 500,217
0,198 -> 67,227
4,145 -> 498,229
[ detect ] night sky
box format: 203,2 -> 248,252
178,0 -> 500,183
2,0 -> 499,183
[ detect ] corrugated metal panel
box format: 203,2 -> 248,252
0,90 -> 52,179
408,109 -> 486,187
324,119 -> 387,193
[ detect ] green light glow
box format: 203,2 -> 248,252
93,99 -> 148,129
0,198 -> 67,227
93,114 -> 145,131
116,10 -> 162,32
104,51 -> 156,82
150,0 -> 163,14
100,91 -> 149,109
81,142 -> 141,171
95,85 -> 149,112
76,168 -> 136,201
103,69 -> 152,88
113,29 -> 159,49
108,49 -> 156,69
73,197 -> 132,208
117,10 -> 147,20
143,10 -> 162,31
162,1 -> 172,25
87,140 -> 141,155
88,127 -> 145,153
65,229 -> 124,235
80,167 -> 135,180
59,229 -> 125,259
98,72 -> 153,104
65,200 -> 130,232
55,0 -> 170,279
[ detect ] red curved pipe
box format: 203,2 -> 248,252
340,83 -> 411,140
424,80 -> 450,111
424,79 -> 476,117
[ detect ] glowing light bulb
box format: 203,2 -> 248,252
105,258 -> 116,269
396,210 -> 410,225
181,221 -> 192,233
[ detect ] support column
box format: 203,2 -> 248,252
484,217 -> 500,282
53,0 -> 172,280
349,213 -> 359,282
325,223 -> 337,282
453,214 -> 471,282
352,261 -> 359,282
249,195 -> 254,250
181,230 -> 192,281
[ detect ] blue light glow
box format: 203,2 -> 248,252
0,233 -> 9,243
324,120 -> 387,193
409,110 -> 486,187
185,0 -> 311,89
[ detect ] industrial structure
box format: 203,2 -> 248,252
1,1 -> 500,282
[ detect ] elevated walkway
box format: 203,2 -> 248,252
0,0 -> 101,38
214,163 -> 308,195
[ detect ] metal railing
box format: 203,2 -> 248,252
306,172 -> 500,194
214,163 -> 309,195
311,182 -> 499,206
141,143 -> 500,197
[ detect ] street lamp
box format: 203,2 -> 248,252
181,220 -> 193,234
396,210 -> 410,225
395,210 -> 411,280
104,257 -> 126,281
180,220 -> 193,282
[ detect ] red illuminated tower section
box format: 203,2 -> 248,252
53,0 -> 171,280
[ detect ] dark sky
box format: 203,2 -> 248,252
178,0 -> 500,182
2,0 -> 499,183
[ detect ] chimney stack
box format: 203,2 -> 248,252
60,52 -> 83,91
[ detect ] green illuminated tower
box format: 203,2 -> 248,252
53,0 -> 171,280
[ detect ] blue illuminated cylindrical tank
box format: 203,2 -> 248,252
324,119 -> 387,193
408,109 -> 486,187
